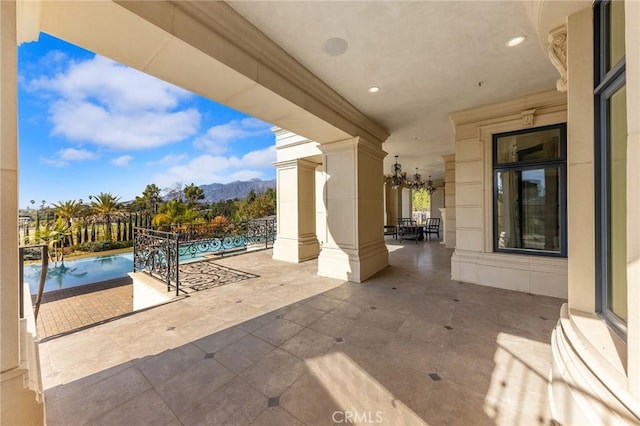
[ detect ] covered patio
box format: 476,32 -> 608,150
40,241 -> 563,425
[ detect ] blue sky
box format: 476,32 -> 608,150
18,33 -> 276,209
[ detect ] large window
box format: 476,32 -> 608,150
493,124 -> 567,256
595,0 -> 627,330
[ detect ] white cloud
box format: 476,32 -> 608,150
40,147 -> 99,167
111,155 -> 133,167
29,55 -> 200,150
239,145 -> 276,168
40,156 -> 69,168
151,144 -> 276,188
146,153 -> 189,166
48,99 -> 200,150
193,118 -> 271,154
58,147 -> 97,161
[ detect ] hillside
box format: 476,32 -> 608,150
200,178 -> 276,202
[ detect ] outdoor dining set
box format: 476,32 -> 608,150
384,217 -> 441,243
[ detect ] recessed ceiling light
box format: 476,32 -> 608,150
506,36 -> 526,47
368,86 -> 380,93
324,37 -> 348,56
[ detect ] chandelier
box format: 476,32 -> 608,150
410,168 -> 437,195
385,155 -> 407,188
425,175 -> 437,195
410,168 -> 424,190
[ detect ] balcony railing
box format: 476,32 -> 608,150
133,217 -> 276,295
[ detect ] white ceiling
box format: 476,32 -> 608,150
229,1 -> 559,179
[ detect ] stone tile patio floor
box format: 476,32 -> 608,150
39,241 -> 565,425
34,278 -> 133,339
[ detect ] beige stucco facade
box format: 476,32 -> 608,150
449,90 -> 568,299
548,3 -> 640,424
2,1 -> 640,424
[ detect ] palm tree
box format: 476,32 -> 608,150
36,218 -> 71,263
134,183 -> 162,226
89,192 -> 122,242
51,199 -> 83,246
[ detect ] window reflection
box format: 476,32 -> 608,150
496,168 -> 560,252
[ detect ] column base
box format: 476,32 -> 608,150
1,368 -> 44,425
549,304 -> 640,425
272,234 -> 320,263
317,241 -> 388,283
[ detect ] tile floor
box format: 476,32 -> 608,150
39,241 -> 565,425
34,278 -> 133,338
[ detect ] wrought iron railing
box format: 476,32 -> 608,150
133,228 -> 180,295
133,217 -> 276,295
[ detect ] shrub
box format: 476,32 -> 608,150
76,240 -> 133,253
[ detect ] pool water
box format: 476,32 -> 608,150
24,252 -> 134,294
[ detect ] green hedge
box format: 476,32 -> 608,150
75,240 -> 133,252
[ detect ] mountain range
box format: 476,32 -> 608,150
199,178 -> 276,202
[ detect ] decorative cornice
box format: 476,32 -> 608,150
449,89 -> 566,126
139,1 -> 390,145
548,25 -> 567,92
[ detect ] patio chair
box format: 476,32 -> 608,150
384,225 -> 398,239
425,217 -> 441,240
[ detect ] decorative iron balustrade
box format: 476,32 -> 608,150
133,228 -> 180,295
133,217 -> 276,294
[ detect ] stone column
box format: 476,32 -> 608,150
385,184 -> 401,225
315,164 -> 327,247
402,187 -> 412,218
272,158 -> 320,263
317,137 -> 389,282
443,154 -> 456,248
1,2 -> 43,424
439,208 -> 447,245
1,0 -> 19,376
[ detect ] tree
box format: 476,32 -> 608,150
35,218 -> 70,263
412,189 -> 430,212
183,183 -> 205,208
51,200 -> 83,246
236,191 -> 276,220
264,187 -> 276,204
152,200 -> 198,227
89,192 -> 122,241
246,189 -> 257,204
134,184 -> 162,214
209,198 -> 239,220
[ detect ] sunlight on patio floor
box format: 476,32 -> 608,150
38,240 -> 564,425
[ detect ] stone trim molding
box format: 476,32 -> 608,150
548,25 -> 568,92
449,89 -> 566,126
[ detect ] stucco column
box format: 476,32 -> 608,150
317,137 -> 389,282
1,2 -> 43,424
272,158 -> 320,263
1,0 -> 19,376
443,154 -> 456,248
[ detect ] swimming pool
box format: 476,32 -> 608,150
24,252 -> 134,294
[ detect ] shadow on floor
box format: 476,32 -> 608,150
40,242 -> 631,425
